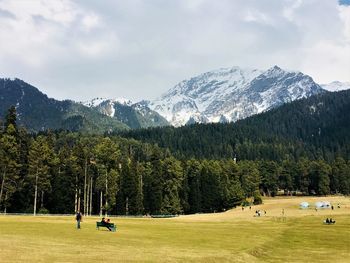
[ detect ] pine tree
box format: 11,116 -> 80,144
238,161 -> 260,198
94,137 -> 120,216
200,160 -> 222,212
259,160 -> 279,196
28,136 -> 53,215
4,106 -> 17,133
331,157 -> 350,194
309,160 -> 331,195
160,157 -> 183,214
185,159 -> 202,213
221,160 -> 244,208
0,124 -> 21,212
148,149 -> 163,214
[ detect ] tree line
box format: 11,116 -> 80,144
120,90 -> 350,161
1,106 -> 349,215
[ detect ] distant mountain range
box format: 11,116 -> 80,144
0,78 -> 169,133
0,65 -> 349,133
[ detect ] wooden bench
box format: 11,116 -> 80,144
96,222 -> 117,232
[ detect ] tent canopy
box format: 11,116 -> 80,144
300,202 -> 309,208
315,201 -> 331,208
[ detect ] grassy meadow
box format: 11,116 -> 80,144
0,196 -> 349,262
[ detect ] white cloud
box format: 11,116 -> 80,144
81,13 -> 100,31
340,4 -> 350,39
0,0 -> 349,101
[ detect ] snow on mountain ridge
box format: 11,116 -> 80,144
81,97 -> 133,108
149,65 -> 324,126
321,81 -> 350,92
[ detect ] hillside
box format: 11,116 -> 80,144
121,90 -> 350,161
0,78 -> 129,133
82,98 -> 169,129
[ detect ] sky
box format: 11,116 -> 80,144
0,0 -> 349,102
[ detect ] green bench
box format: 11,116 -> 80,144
96,222 -> 117,232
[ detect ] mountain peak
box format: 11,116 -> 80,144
149,66 -> 324,126
264,65 -> 285,77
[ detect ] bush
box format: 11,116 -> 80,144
241,200 -> 251,207
38,208 -> 50,214
253,191 -> 263,205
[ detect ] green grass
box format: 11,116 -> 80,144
0,197 -> 350,262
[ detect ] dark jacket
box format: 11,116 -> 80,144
76,213 -> 82,221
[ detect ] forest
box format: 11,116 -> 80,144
0,105 -> 349,215
120,90 -> 350,161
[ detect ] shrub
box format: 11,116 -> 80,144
253,191 -> 263,205
38,208 -> 50,214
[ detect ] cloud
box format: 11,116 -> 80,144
0,0 -> 349,102
0,8 -> 15,19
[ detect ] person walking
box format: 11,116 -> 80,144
76,211 -> 82,229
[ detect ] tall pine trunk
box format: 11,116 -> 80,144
83,159 -> 87,216
41,191 -> 44,208
86,176 -> 89,216
0,168 -> 6,206
4,192 -> 7,214
33,173 -> 38,216
105,170 -> 108,217
74,186 -> 78,213
89,176 -> 93,216
78,188 -> 81,212
99,191 -> 103,217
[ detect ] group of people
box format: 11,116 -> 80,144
255,210 -> 266,217
325,218 -> 336,224
101,217 -> 113,231
75,211 -> 114,231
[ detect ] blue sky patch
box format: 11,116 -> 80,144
339,0 -> 350,5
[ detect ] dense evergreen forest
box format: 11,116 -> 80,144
0,104 -> 349,215
121,90 -> 350,161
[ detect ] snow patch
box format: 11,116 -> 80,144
321,81 -> 350,92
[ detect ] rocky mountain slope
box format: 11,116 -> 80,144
81,98 -> 169,129
148,66 -> 325,126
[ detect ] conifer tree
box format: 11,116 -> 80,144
185,159 -> 202,213
28,136 -> 56,215
160,157 -> 183,214
94,137 -> 120,216
0,124 -> 20,212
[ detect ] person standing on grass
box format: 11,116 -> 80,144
76,211 -> 82,229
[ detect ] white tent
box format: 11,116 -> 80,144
315,201 -> 331,209
299,202 -> 309,209
322,201 -> 331,208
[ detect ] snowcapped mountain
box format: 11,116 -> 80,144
148,66 -> 325,126
321,81 -> 350,92
82,98 -> 169,129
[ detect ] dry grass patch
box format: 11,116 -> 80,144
0,196 -> 349,262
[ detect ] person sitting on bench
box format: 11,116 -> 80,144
101,218 -> 112,231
